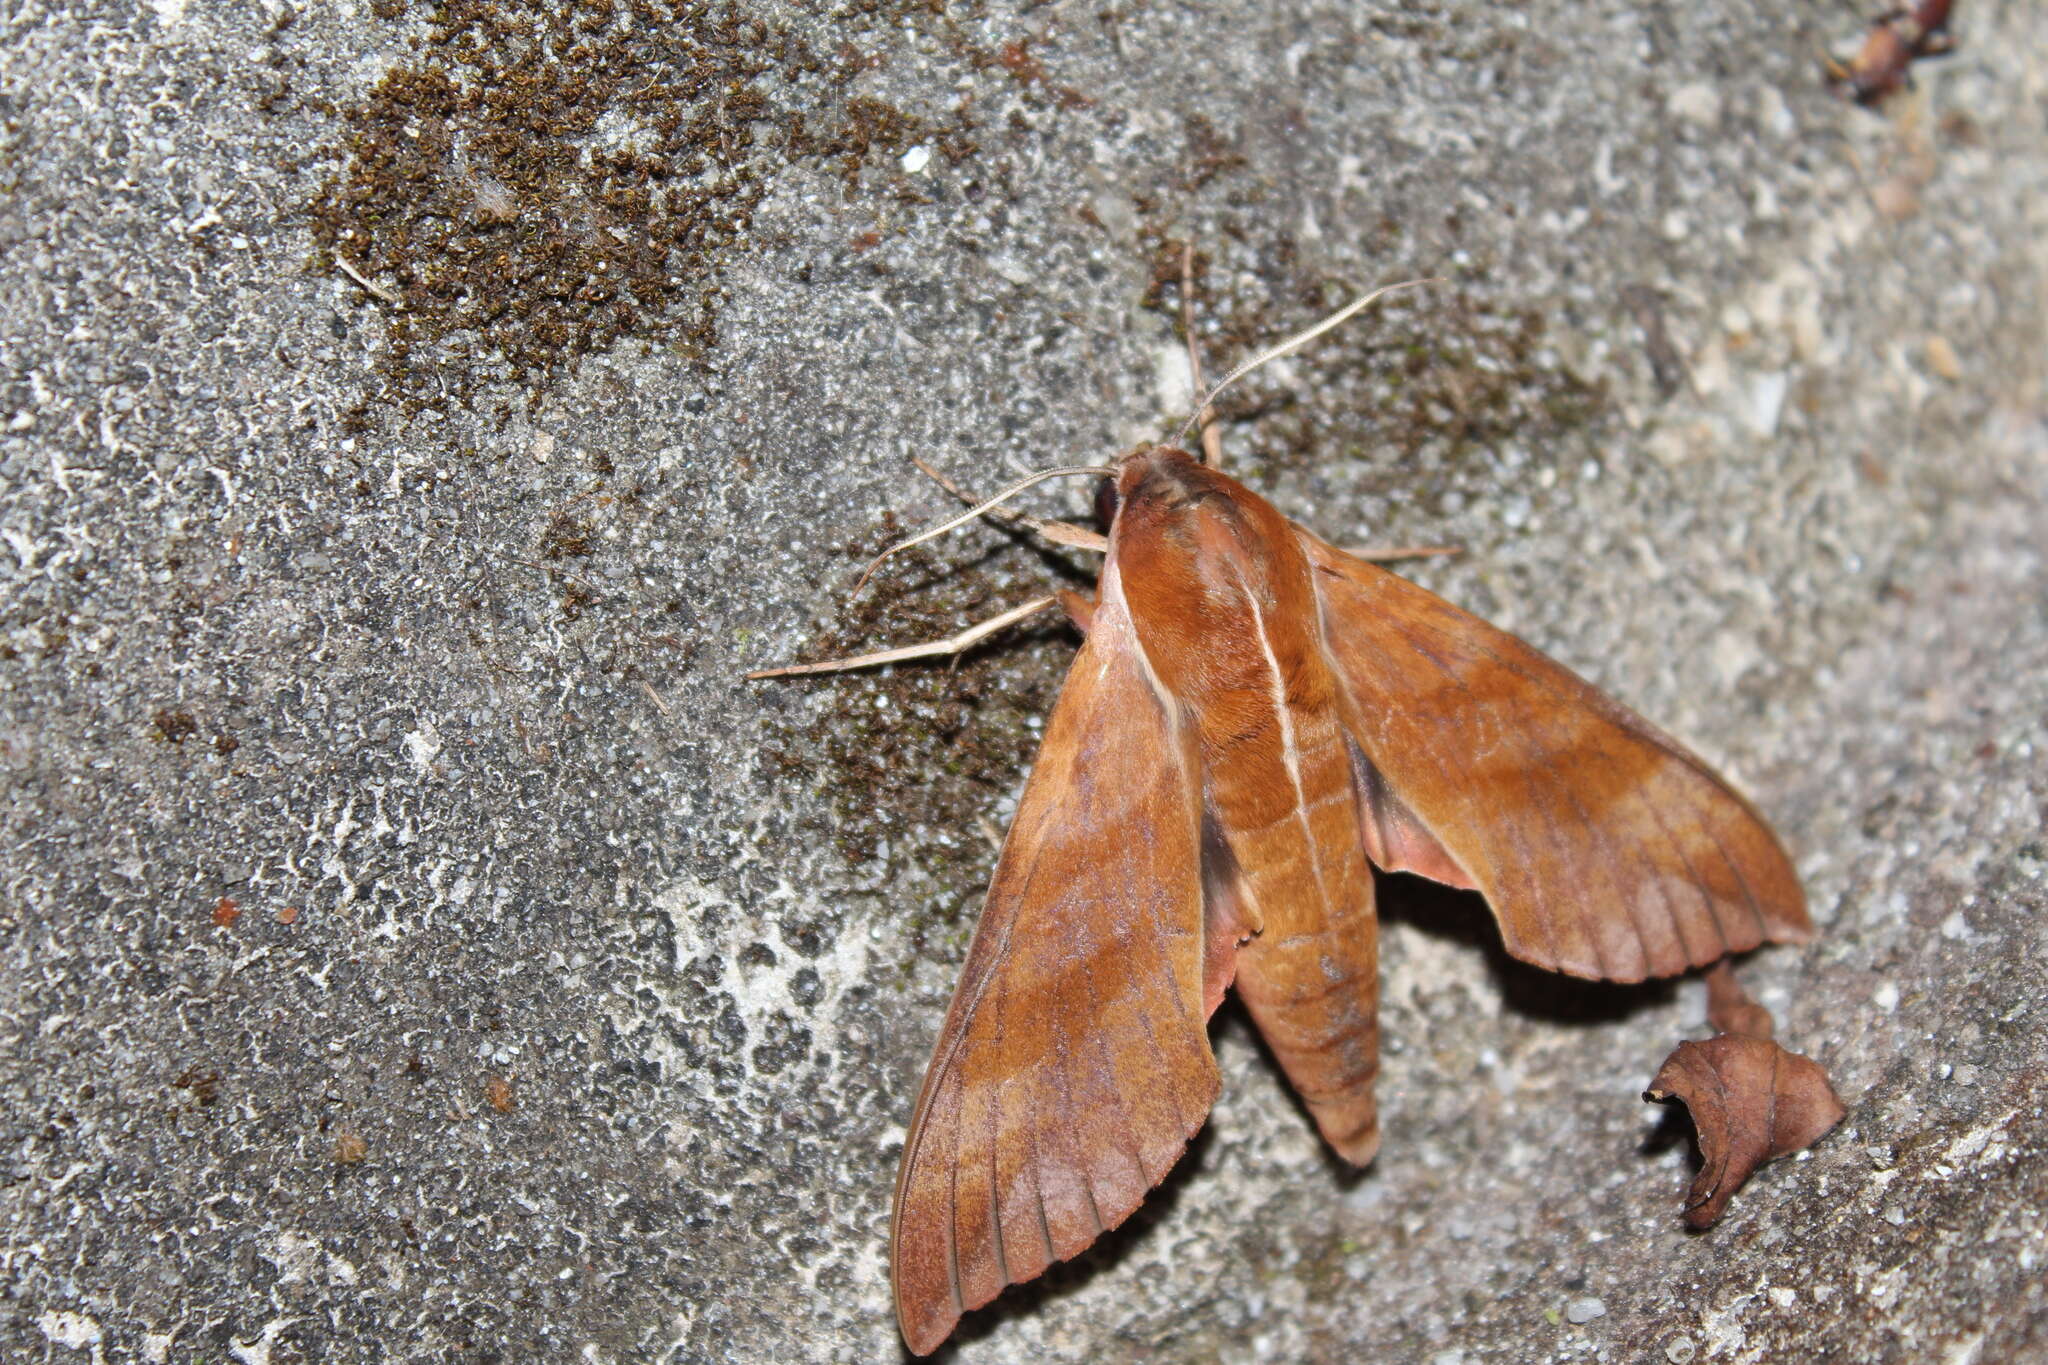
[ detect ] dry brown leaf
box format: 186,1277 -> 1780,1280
1645,1033 -> 1844,1228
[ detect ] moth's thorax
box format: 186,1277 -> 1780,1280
1108,446 -> 1334,729
1104,456 -> 1380,1160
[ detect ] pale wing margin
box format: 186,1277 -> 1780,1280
891,563 -> 1216,1356
1298,530 -> 1810,985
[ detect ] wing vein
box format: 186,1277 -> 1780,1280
1343,612 -> 1565,965
1029,1109 -> 1056,1268
944,1084 -> 965,1314
1695,804 -> 1772,945
1045,965 -> 1106,1240
986,968 -> 1012,1289
1635,786 -> 1733,964
1122,724 -> 1202,1133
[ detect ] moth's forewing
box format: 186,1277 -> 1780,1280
889,560 -> 1216,1356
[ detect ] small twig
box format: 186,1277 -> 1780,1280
334,252 -> 401,306
493,550 -> 600,596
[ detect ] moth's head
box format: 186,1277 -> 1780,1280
1104,444 -> 1198,517
1108,444 -> 1243,532
1104,444 -> 1292,598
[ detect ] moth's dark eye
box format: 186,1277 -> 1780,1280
1094,478 -> 1120,531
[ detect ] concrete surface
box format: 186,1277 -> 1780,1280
3,1 -> 2044,1362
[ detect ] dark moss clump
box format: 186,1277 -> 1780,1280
1277,288 -> 1611,466
172,1066 -> 221,1106
539,510 -> 594,560
307,2 -> 806,405
305,1 -> 973,412
1114,108 -> 1605,480
785,94 -> 977,189
559,580 -> 597,621
1161,270 -> 1610,476
756,522 -> 1082,938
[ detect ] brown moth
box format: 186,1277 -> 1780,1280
754,292 -> 1836,1355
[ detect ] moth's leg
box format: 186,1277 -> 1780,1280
1181,242 -> 1224,469
746,594 -> 1058,678
910,456 -> 1107,553
1054,588 -> 1096,636
1702,960 -> 1776,1039
1343,544 -> 1463,562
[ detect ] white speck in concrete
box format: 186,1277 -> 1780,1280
37,1312 -> 101,1353
404,723 -> 443,774
230,1320 -> 297,1365
1743,371 -> 1789,437
1667,82 -> 1722,128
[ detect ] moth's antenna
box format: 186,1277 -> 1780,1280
1179,242 -> 1223,468
1173,277 -> 1442,451
852,465 -> 1114,598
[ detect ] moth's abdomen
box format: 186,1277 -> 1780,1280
1233,925 -> 1382,1163
1211,704 -> 1384,1166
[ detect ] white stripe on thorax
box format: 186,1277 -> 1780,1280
1241,582 -> 1336,919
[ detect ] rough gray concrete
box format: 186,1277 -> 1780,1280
3,1 -> 2044,1362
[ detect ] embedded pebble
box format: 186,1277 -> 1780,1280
1927,336 -> 1962,381
1667,81 -> 1723,128
1566,1296 -> 1608,1324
